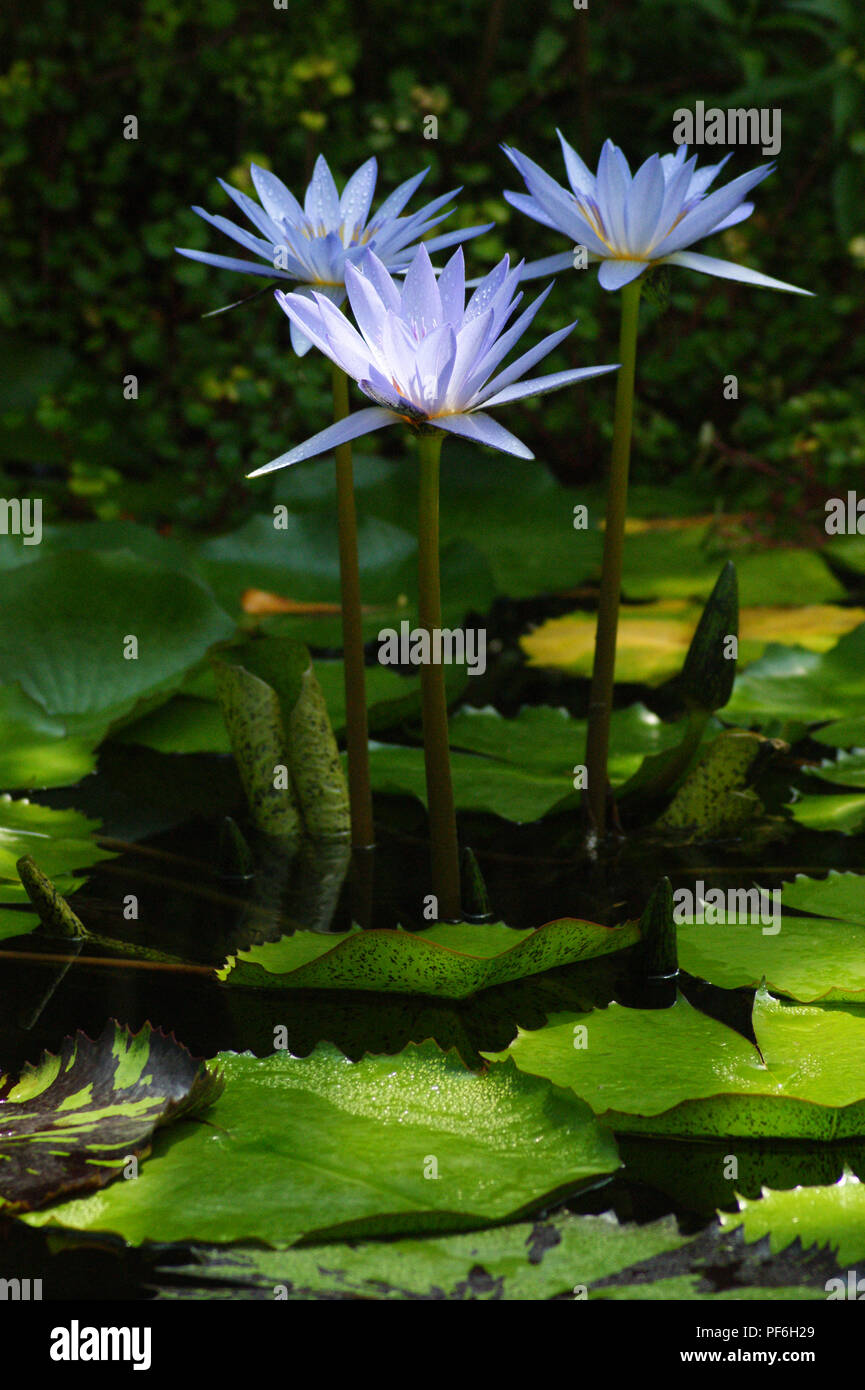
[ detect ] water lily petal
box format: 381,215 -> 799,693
250,164 -> 305,227
274,290 -> 336,363
445,308 -> 495,407
556,128 -> 596,197
247,409 -> 400,477
369,168 -> 429,225
507,251 -> 584,282
432,411 -> 534,459
436,247 -> 466,323
462,283 -> 555,401
416,223 -> 496,257
502,145 -> 589,242
624,154 -> 665,255
710,201 -> 754,233
502,190 -> 562,232
304,155 -> 341,227
175,247 -> 295,279
399,243 -> 442,330
314,292 -> 376,377
687,152 -> 733,197
356,249 -> 402,314
472,312 -> 575,404
597,259 -> 649,290
479,362 -> 619,409
217,179 -> 284,243
596,140 -> 631,250
289,319 -> 313,356
665,250 -> 814,295
339,157 -> 378,239
653,163 -> 774,256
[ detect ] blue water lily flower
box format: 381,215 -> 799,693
503,136 -> 812,295
176,154 -> 493,352
247,243 -> 619,476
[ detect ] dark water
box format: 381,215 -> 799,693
1,740 -> 862,1297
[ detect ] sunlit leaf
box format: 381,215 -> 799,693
491,987 -> 865,1138
24,1044 -> 620,1246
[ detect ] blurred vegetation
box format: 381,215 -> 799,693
1,0 -> 863,540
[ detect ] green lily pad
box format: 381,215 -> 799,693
621,526 -> 843,606
721,1171 -> 865,1270
0,798 -> 113,925
492,988 -> 865,1139
0,551 -> 235,740
218,917 -> 640,997
790,751 -> 865,833
814,717 -> 865,748
783,870 -> 865,927
111,694 -> 232,756
368,704 -> 709,822
0,683 -> 98,790
193,511 -> 495,642
159,1211 -> 685,1300
678,873 -> 865,1002
113,658 -> 450,755
591,1277 -> 825,1301
0,1021 -> 223,1213
274,451 -> 604,602
726,624 -> 865,734
23,1043 -> 620,1247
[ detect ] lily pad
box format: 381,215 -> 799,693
114,658 -> 449,755
791,751 -> 865,833
0,550 -> 236,740
274,450 -> 604,601
492,988 -> 865,1139
23,1044 -> 620,1247
193,511 -> 495,642
726,624 -> 865,734
218,917 -> 640,997
368,704 -> 710,822
0,683 -> 98,790
159,1211 -> 686,1300
0,1021 -> 223,1212
620,526 -> 843,605
721,1172 -> 865,1270
678,873 -> 865,1002
0,797 -> 113,924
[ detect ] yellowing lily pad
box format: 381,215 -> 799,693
521,603 -> 865,686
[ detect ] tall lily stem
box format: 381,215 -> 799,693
417,431 -> 461,920
331,362 -> 374,848
585,278 -> 643,836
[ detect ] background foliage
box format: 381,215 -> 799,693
1,0 -> 863,540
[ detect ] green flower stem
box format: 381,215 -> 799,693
417,431 -> 462,920
331,363 -> 375,849
585,277 -> 643,836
